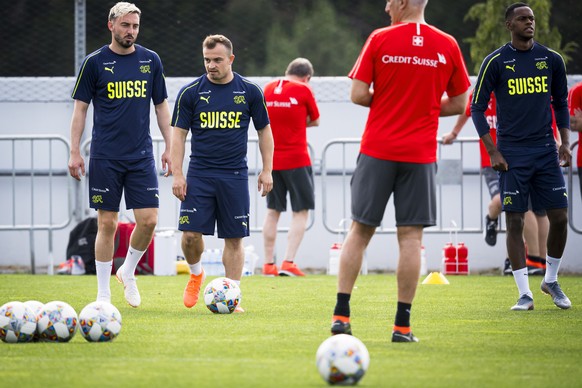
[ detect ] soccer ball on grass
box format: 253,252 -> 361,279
37,301 -> 78,342
23,300 -> 44,342
316,334 -> 370,385
0,301 -> 37,343
203,277 -> 241,314
79,301 -> 122,342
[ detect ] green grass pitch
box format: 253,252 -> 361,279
1,274 -> 581,387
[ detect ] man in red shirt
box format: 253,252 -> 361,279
261,58 -> 320,277
330,0 -> 470,342
569,82 -> 582,199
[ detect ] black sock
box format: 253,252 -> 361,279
527,255 -> 546,264
394,302 -> 412,328
333,293 -> 351,318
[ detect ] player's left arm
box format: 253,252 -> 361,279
155,100 -> 173,176
440,91 -> 468,117
551,51 -> 571,167
350,79 -> 373,107
257,124 -> 274,197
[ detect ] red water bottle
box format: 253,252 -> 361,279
457,242 -> 468,274
443,242 -> 457,274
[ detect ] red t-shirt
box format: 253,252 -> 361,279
568,82 -> 582,167
263,79 -> 320,170
465,92 -> 496,168
349,22 -> 470,163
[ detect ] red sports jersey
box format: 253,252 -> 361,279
568,82 -> 582,167
349,22 -> 470,163
264,79 -> 320,170
464,92 -> 497,168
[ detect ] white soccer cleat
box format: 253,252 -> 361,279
116,266 -> 141,308
510,294 -> 534,311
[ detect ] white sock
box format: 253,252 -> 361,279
123,246 -> 145,278
233,279 -> 241,287
189,261 -> 202,276
512,267 -> 532,298
95,260 -> 113,301
544,255 -> 562,283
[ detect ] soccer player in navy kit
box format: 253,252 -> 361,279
68,2 -> 172,308
471,2 -> 571,311
170,35 -> 274,312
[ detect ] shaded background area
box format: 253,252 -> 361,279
1,0 -> 580,77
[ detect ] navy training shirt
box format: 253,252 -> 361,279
471,42 -> 569,148
171,72 -> 270,178
71,44 -> 168,160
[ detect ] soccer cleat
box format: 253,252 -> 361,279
484,215 -> 498,246
234,305 -> 245,313
541,280 -> 571,309
502,258 -> 512,275
392,330 -> 419,343
331,320 -> 352,335
510,294 -> 534,311
183,269 -> 206,308
279,261 -> 306,277
116,266 -> 141,308
527,266 -> 545,276
526,257 -> 546,276
262,263 -> 279,277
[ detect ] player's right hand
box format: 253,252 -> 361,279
172,175 -> 187,202
68,154 -> 85,181
490,151 -> 508,172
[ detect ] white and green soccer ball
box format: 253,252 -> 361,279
0,301 -> 37,343
203,277 -> 241,314
79,301 -> 122,342
316,334 -> 370,386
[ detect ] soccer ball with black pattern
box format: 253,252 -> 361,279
36,301 -> 78,342
316,334 -> 370,386
203,277 -> 241,314
79,301 -> 122,342
0,301 -> 37,343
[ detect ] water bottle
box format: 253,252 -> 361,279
420,246 -> 427,276
442,242 -> 457,274
328,243 -> 342,275
457,242 -> 468,274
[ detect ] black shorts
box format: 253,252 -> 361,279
499,145 -> 567,213
266,166 -> 315,212
350,154 -> 436,227
88,158 -> 159,211
179,176 -> 250,239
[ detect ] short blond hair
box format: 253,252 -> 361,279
109,2 -> 141,21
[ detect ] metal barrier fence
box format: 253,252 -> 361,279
0,135 -> 73,274
321,137 -> 581,236
1,135 -> 579,273
79,137 -> 316,233
568,140 -> 581,234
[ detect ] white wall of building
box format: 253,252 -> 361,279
1,77 -> 581,273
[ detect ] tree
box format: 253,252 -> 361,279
263,0 -> 362,76
464,0 -> 578,74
